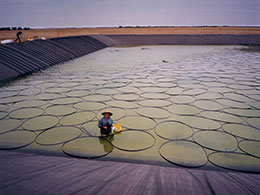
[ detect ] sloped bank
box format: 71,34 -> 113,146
0,35 -> 114,83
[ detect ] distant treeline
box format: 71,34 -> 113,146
0,27 -> 31,31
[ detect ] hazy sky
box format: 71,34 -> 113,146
0,0 -> 259,28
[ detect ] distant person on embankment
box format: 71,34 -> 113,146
98,109 -> 114,137
15,31 -> 22,43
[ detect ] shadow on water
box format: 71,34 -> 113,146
99,134 -> 114,153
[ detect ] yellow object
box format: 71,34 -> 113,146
113,124 -> 122,132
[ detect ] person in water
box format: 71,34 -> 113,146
98,109 -> 114,137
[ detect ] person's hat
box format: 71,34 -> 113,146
102,109 -> 113,116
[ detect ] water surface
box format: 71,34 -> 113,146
1,45 -> 260,172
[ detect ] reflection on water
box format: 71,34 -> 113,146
0,45 -> 260,172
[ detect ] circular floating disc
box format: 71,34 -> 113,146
19,88 -> 41,96
208,152 -> 260,173
141,93 -> 170,99
200,111 -> 243,123
155,121 -> 193,140
208,87 -> 233,93
112,78 -> 131,83
113,94 -> 139,101
95,88 -> 118,95
166,88 -> 183,95
23,116 -> 59,131
170,96 -> 196,104
0,104 -> 9,111
118,116 -> 156,130
0,119 -> 22,134
97,107 -> 126,120
224,108 -> 260,117
66,90 -> 90,97
203,82 -> 226,87
183,89 -> 206,95
196,92 -> 223,100
246,118 -> 259,130
49,97 -> 81,105
198,77 -> 217,82
82,121 -> 100,136
45,87 -> 71,93
224,93 -> 251,102
180,84 -> 205,89
111,130 -> 155,151
124,74 -> 140,79
157,78 -> 176,83
194,100 -> 223,111
62,136 -> 113,159
13,100 -> 46,108
35,82 -> 57,89
36,126 -> 82,145
0,111 -> 7,119
88,80 -> 107,85
9,107 -> 44,119
74,102 -> 106,111
34,93 -> 62,100
0,91 -> 18,98
75,84 -> 96,90
60,112 -> 96,126
193,131 -> 237,152
0,130 -> 36,149
168,105 -> 200,115
103,83 -> 127,88
228,84 -> 253,90
118,86 -> 140,93
136,79 -> 153,83
46,105 -> 76,116
216,99 -> 250,109
156,83 -> 177,88
159,140 -> 207,167
83,95 -> 112,102
140,87 -> 167,93
239,140 -> 260,158
136,107 -> 170,119
132,82 -> 153,87
0,96 -> 27,104
107,100 -> 139,109
57,82 -> 80,88
179,116 -> 221,130
139,100 -> 171,107
222,124 -> 260,141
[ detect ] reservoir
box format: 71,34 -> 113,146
0,45 -> 260,172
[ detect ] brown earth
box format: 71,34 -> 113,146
1,26 -> 260,42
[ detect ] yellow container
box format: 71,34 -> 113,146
113,124 -> 122,132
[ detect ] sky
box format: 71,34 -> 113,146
0,0 -> 260,28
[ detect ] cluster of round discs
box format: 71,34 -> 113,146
0,46 -> 260,173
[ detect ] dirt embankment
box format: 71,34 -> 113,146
1,26 -> 260,42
